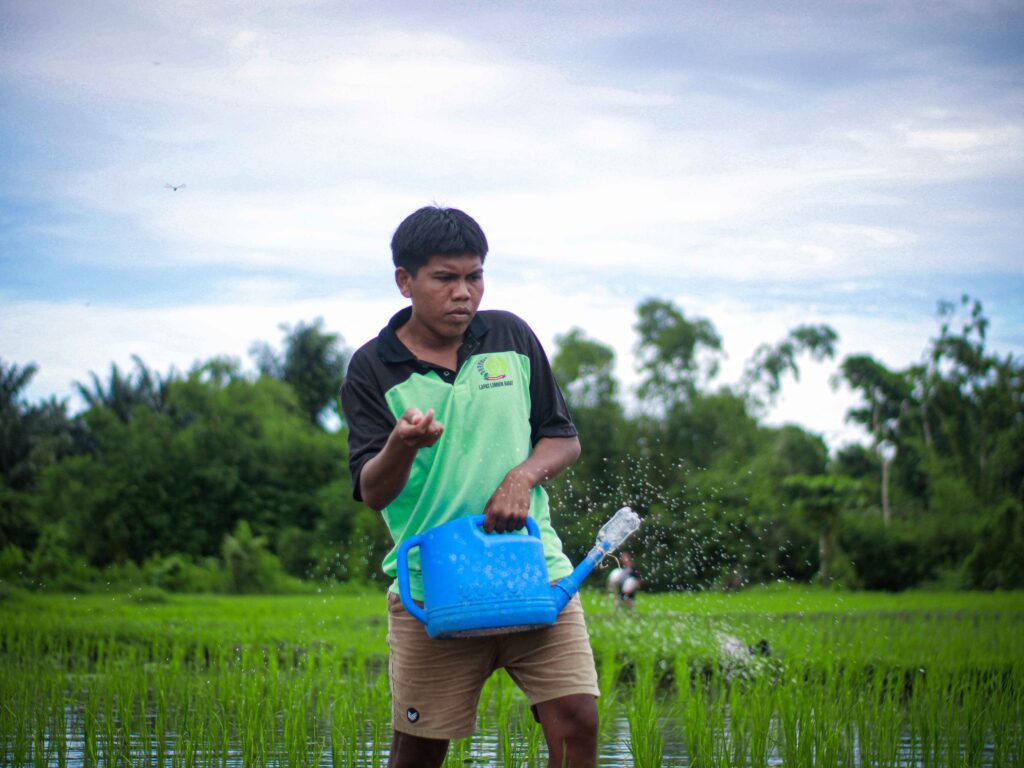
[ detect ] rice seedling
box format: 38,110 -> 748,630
0,587 -> 1021,766
625,658 -> 667,767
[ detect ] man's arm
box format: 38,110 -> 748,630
358,407 -> 444,512
482,435 -> 581,533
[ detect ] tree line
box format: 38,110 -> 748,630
1,298 -> 1021,594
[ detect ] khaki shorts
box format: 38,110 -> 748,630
386,592 -> 600,739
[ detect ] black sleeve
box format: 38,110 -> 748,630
340,347 -> 396,502
519,319 -> 577,445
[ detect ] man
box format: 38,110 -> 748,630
340,206 -> 600,768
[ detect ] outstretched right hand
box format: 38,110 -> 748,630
358,407 -> 444,511
394,407 -> 444,450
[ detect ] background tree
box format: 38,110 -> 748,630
35,364 -> 351,568
4,297 -> 1020,594
742,324 -> 838,408
922,296 -> 1023,509
634,298 -> 722,405
1,360 -> 42,492
550,328 -> 629,555
221,519 -> 287,594
784,474 -> 865,586
75,355 -> 176,423
965,498 -> 1024,589
1,360 -> 83,553
835,354 -> 910,524
250,318 -> 348,428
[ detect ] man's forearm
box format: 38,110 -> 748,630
508,435 -> 582,489
482,435 -> 581,532
358,433 -> 419,511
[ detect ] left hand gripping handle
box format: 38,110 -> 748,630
396,534 -> 429,624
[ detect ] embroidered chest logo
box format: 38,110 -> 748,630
476,355 -> 515,390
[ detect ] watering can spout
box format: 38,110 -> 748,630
552,544 -> 611,611
552,506 -> 641,611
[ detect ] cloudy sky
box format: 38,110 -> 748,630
2,0 -> 1022,448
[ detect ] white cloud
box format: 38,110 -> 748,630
1,0 -> 1021,453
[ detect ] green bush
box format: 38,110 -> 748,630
144,553 -> 224,593
966,498 -> 1024,589
28,524 -> 98,591
0,544 -> 27,584
129,585 -> 169,603
276,526 -> 316,579
839,512 -> 975,591
222,520 -> 289,594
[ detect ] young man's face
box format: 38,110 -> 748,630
396,253 -> 484,342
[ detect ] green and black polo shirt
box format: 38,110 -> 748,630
341,307 -> 577,600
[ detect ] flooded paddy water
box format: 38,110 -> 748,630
2,589 -> 1021,766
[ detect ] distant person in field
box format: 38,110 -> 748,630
340,206 -> 600,768
607,551 -> 641,608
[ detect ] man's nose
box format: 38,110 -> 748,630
452,279 -> 471,299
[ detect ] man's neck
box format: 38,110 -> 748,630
396,315 -> 463,370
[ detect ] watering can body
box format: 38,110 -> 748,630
397,514 -> 605,639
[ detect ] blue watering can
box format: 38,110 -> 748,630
396,507 -> 639,639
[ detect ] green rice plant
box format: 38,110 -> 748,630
909,668 -> 946,768
595,648 -> 621,747
504,704 -> 545,767
724,672 -> 777,768
626,657 -> 667,767
1,587 -> 1023,767
986,664 -> 1023,767
854,668 -> 905,768
678,665 -> 726,767
442,735 -> 473,766
44,679 -> 69,768
328,690 -> 362,768
777,672 -> 814,768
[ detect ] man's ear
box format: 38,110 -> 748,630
395,267 -> 413,298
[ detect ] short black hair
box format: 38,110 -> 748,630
390,206 -> 489,274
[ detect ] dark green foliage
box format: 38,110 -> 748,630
840,518 -> 927,590
634,298 -> 722,403
0,544 -> 27,582
1,360 -> 43,491
26,524 -> 96,591
550,328 -> 631,556
783,474 -> 867,586
146,553 -> 224,593
74,355 -> 176,423
222,520 -> 287,594
33,375 -> 348,567
277,525 -> 317,579
3,295 -> 1020,593
0,482 -> 35,552
1,360 -> 85,554
250,318 -> 348,427
831,443 -> 878,479
966,498 -> 1024,589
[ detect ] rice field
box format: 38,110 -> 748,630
1,585 -> 1021,767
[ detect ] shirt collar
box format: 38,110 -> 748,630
377,306 -> 490,365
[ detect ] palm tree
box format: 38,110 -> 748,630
75,356 -> 177,422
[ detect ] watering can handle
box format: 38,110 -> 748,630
396,534 -> 429,624
468,513 -> 541,539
